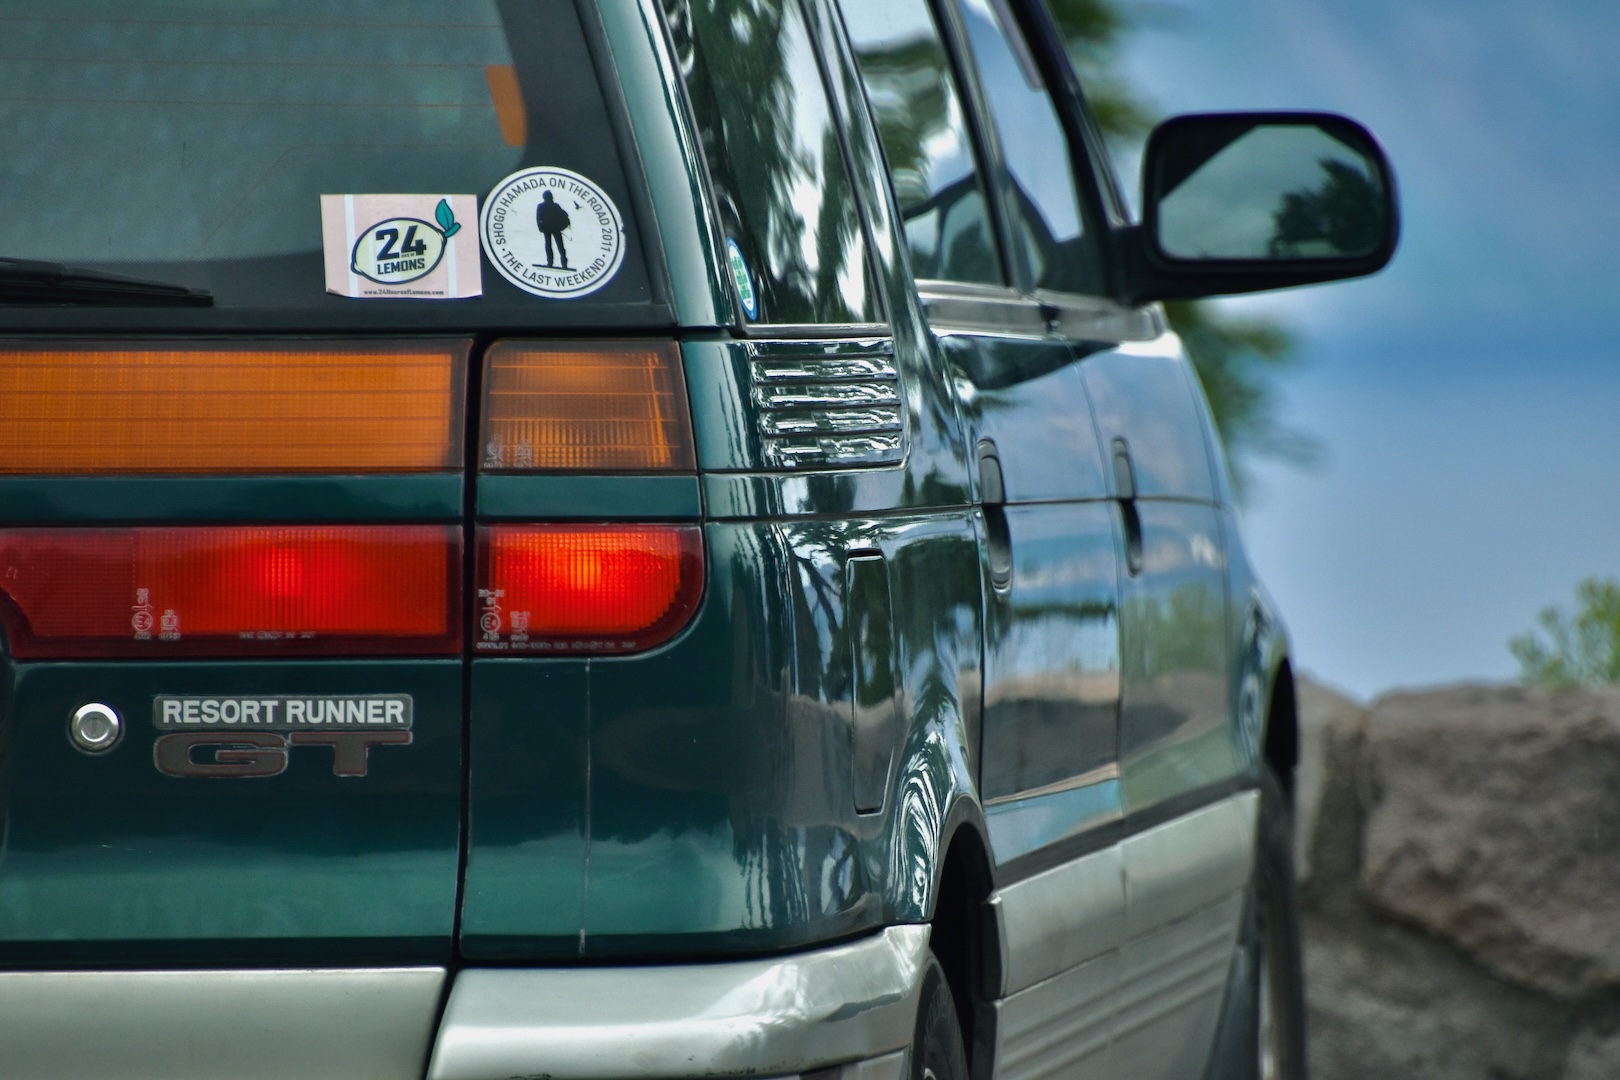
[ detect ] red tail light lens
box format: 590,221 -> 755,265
476,525 -> 704,654
0,527 -> 461,658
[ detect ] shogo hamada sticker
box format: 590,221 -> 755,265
320,194 -> 481,299
480,167 -> 624,299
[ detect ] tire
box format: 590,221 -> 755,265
912,954 -> 969,1080
1254,762 -> 1308,1080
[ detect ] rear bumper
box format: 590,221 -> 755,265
0,925 -> 927,1080
430,925 -> 928,1080
0,966 -> 447,1080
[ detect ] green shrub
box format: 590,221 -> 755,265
1511,577 -> 1620,686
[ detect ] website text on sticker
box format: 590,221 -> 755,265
321,194 -> 481,299
480,167 -> 624,299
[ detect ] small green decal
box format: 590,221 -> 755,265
726,237 -> 757,319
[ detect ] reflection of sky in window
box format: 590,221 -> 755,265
955,0 -> 1081,243
929,95 -> 973,188
779,11 -> 830,282
840,2 -> 976,200
1158,127 -> 1372,258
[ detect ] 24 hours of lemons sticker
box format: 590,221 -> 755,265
320,194 -> 481,299
480,167 -> 624,298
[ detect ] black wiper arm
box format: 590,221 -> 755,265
0,257 -> 213,306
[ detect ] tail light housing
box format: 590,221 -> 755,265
0,526 -> 461,658
0,341 -> 467,474
475,525 -> 704,654
479,340 -> 694,472
0,337 -> 706,661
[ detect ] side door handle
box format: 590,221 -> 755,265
977,439 -> 1012,592
1112,438 -> 1144,576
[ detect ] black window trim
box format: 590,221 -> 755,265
926,0 -> 1029,294
1002,0 -> 1131,298
828,0 -> 1152,348
832,0 -> 1012,291
934,0 -> 1129,309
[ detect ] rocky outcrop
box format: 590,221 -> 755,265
1296,677 -> 1620,1080
1359,685 -> 1620,998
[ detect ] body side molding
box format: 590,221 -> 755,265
989,844 -> 1125,998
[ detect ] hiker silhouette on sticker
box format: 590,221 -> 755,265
536,189 -> 572,270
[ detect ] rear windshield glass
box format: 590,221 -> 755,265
0,0 -> 662,329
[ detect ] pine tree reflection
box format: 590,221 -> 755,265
1269,157 -> 1384,258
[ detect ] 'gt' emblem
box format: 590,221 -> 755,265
153,730 -> 411,778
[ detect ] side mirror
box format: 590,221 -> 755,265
1124,112 -> 1399,304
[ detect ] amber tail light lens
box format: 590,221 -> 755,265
475,525 -> 704,654
479,340 -> 695,472
0,527 -> 461,658
0,341 -> 467,474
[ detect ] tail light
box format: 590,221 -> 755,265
475,525 -> 703,654
0,527 -> 461,658
0,341 -> 467,474
0,337 -> 706,661
479,340 -> 695,472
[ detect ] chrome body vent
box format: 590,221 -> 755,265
749,341 -> 904,468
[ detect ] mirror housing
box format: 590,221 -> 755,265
1122,111 -> 1399,305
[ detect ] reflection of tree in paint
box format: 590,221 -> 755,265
847,24 -> 999,284
1268,159 -> 1383,258
661,0 -> 876,324
1122,583 -> 1224,678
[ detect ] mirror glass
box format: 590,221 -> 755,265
1155,123 -> 1387,261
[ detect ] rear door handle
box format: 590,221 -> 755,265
977,439 -> 1012,592
1112,438 -> 1144,576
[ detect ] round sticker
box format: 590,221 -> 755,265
726,237 -> 758,320
480,167 -> 625,299
350,216 -> 448,285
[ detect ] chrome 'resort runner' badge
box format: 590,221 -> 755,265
151,695 -> 413,778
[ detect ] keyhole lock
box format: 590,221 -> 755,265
69,703 -> 123,755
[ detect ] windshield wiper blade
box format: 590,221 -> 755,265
0,258 -> 213,306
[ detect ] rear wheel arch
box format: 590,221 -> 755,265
1240,586 -> 1297,797
1264,658 -> 1300,797
927,811 -> 998,1080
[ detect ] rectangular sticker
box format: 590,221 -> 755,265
154,695 -> 414,730
320,194 -> 480,299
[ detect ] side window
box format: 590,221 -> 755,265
949,0 -> 1104,295
840,0 -> 1003,287
661,0 -> 881,326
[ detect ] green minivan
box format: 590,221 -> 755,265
0,1 -> 1395,1078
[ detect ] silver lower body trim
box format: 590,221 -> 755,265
0,966 -> 445,1080
987,789 -> 1259,1080
428,924 -> 931,1080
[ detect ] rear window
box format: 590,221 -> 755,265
0,0 -> 663,329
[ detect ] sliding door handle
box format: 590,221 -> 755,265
1112,438 -> 1144,576
977,439 -> 1012,591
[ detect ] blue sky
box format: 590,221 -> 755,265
1111,0 -> 1620,697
